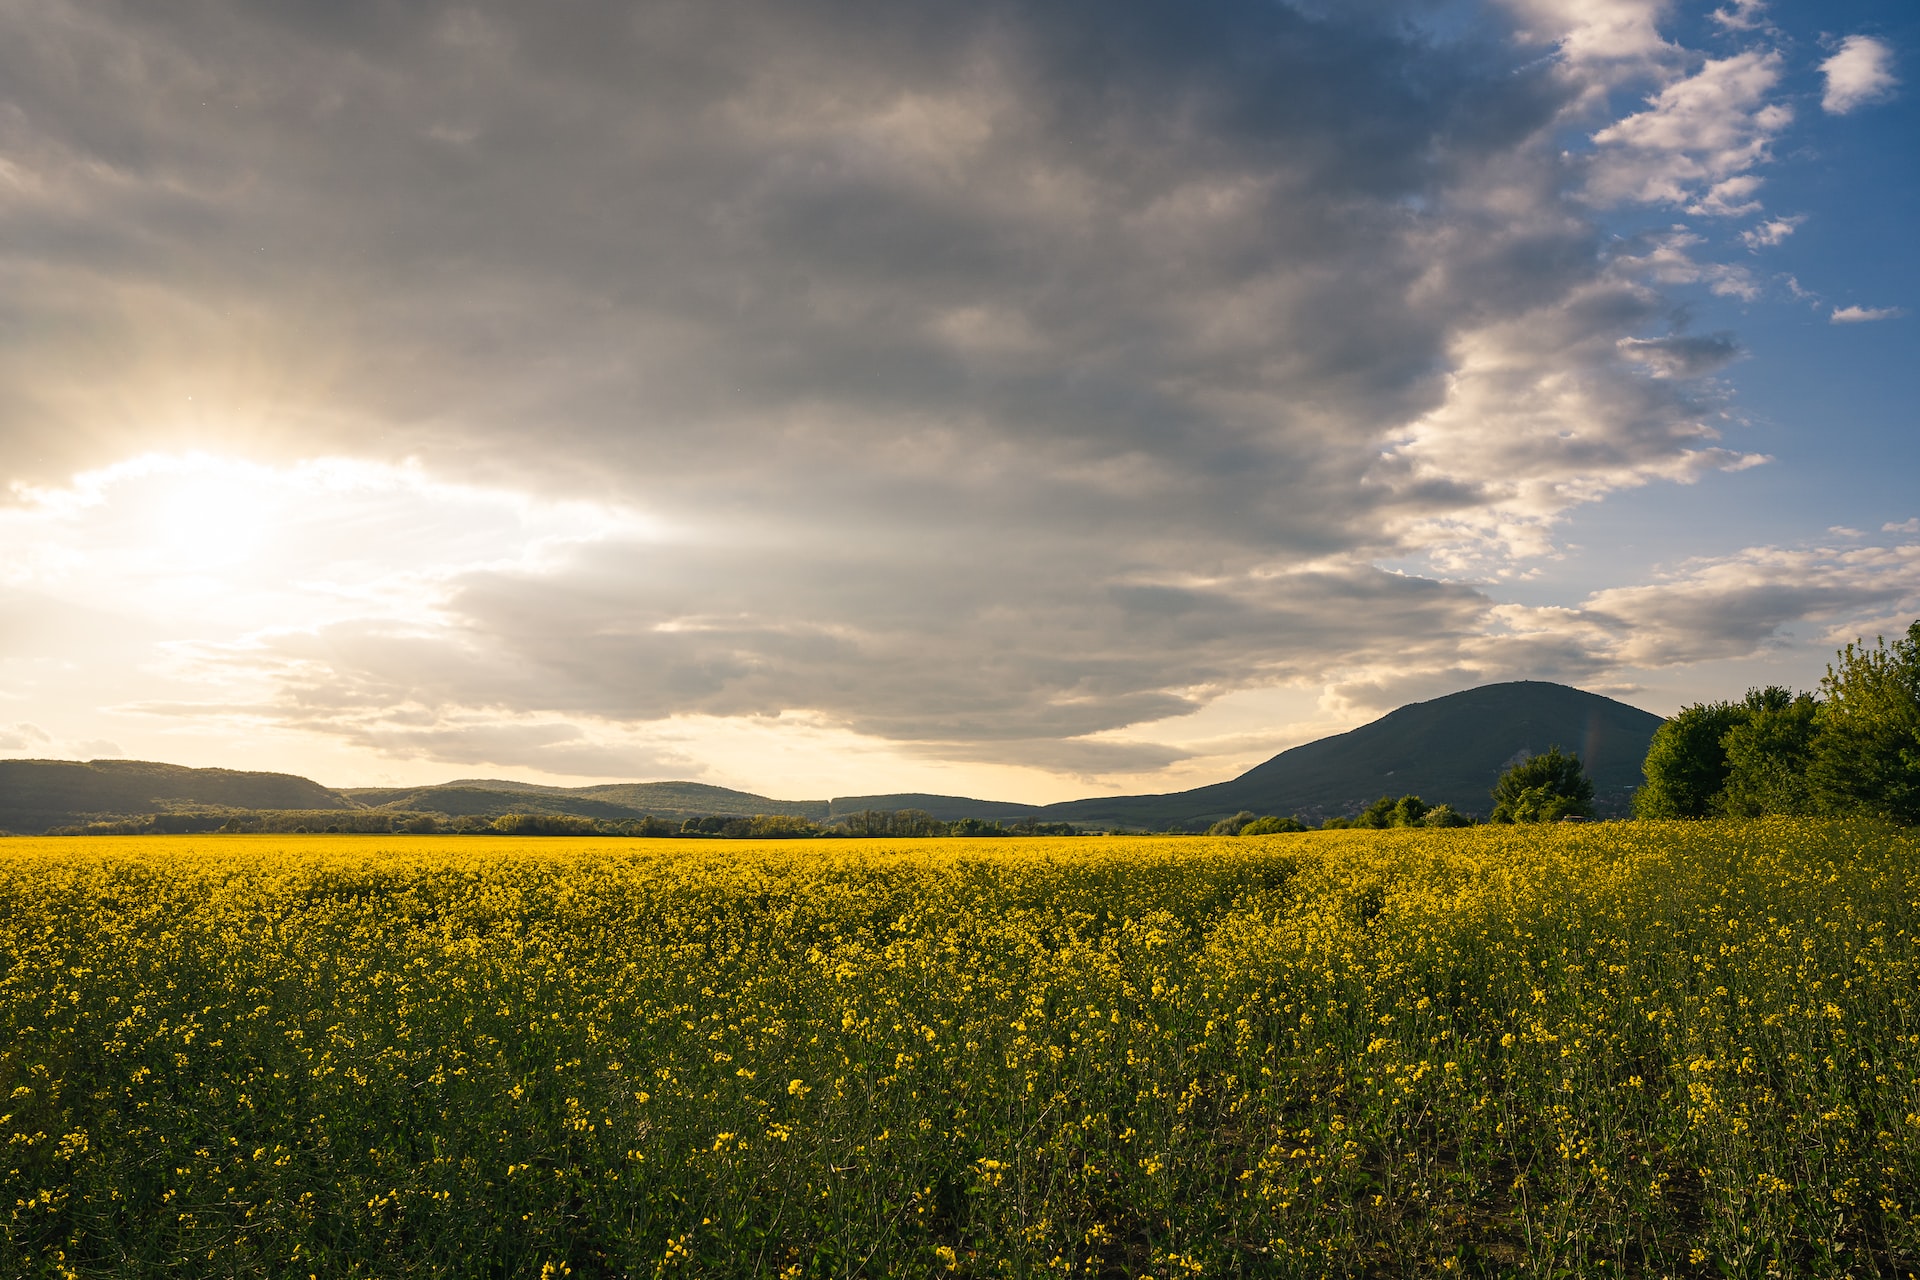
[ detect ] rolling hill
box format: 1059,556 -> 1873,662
1037,681 -> 1662,828
0,759 -> 354,834
341,781 -> 827,822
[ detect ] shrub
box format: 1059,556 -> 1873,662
1490,748 -> 1594,824
1240,815 -> 1307,835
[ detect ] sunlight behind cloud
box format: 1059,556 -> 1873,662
3,452 -> 666,626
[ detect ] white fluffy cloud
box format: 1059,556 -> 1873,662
1821,36 -> 1898,115
1739,215 -> 1804,249
1710,1 -> 1769,33
1588,52 -> 1791,210
1831,305 -> 1907,324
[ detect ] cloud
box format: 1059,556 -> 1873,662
1885,519 -> 1920,534
1688,175 -> 1765,218
0,0 -> 1875,792
1617,332 -> 1741,378
0,723 -> 53,752
1739,215 -> 1803,249
1578,542 -> 1920,667
163,548 -> 1498,754
1587,51 -> 1791,211
1710,1 -> 1769,33
1821,36 -> 1898,114
1831,305 -> 1907,324
1494,537 -> 1920,668
1500,0 -> 1676,85
1605,227 -> 1761,303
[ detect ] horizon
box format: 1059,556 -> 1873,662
6,675 -> 1660,804
2,1 -> 1915,806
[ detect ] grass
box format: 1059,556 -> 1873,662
3,823 -> 1917,1277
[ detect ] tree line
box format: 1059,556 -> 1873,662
1635,620 -> 1920,825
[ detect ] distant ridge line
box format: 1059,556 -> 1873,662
0,681 -> 1661,833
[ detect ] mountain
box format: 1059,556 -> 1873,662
0,759 -> 353,834
1037,681 -> 1662,829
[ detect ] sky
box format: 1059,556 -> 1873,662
0,0 -> 1915,804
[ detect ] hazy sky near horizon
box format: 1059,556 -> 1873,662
1,0 -> 1915,802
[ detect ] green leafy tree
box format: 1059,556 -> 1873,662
1808,621 -> 1920,824
1718,690 -> 1821,817
1353,795 -> 1429,829
1490,748 -> 1595,824
836,808 -> 944,837
1635,701 -> 1750,818
1354,796 -> 1398,829
1240,814 -> 1307,835
746,814 -> 820,838
1206,811 -> 1258,836
491,812 -> 599,836
1420,804 -> 1471,828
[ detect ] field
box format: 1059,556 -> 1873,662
3,825 -> 1918,1278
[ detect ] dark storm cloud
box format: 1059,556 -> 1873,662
0,0 -> 1783,766
0,0 -> 1567,500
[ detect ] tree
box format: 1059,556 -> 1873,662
1354,795 -> 1429,829
1421,804 -> 1471,828
746,814 -> 820,838
1490,748 -> 1595,823
1718,691 -> 1820,817
1206,811 -> 1258,836
1240,814 -> 1307,835
1808,621 -> 1920,824
491,812 -> 598,835
1635,701 -> 1750,818
1354,796 -> 1396,829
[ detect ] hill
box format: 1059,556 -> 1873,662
1038,681 -> 1662,829
341,780 -> 827,822
826,793 -> 1047,823
0,759 -> 353,834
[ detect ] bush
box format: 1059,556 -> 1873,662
1240,815 -> 1307,835
1490,748 -> 1595,824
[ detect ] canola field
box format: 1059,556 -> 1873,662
3,824 -> 1918,1278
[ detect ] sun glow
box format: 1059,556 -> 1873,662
4,451 -> 665,619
